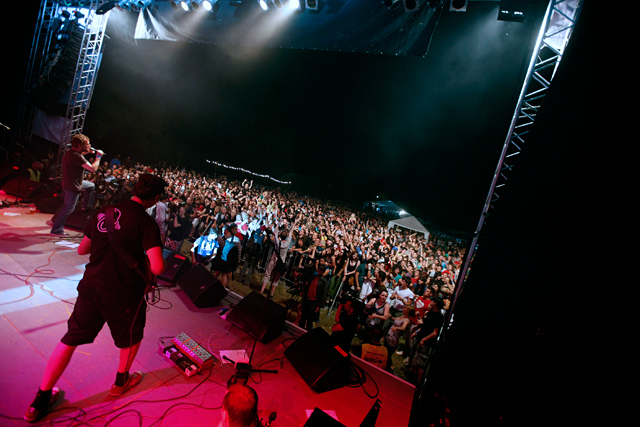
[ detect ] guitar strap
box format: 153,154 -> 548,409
105,206 -> 156,294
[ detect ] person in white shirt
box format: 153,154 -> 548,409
389,277 -> 415,316
155,195 -> 169,244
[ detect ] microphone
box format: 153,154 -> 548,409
264,412 -> 277,427
0,123 -> 9,130
95,149 -> 106,156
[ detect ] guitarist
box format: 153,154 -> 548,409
24,173 -> 168,423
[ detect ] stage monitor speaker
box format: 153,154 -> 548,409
158,250 -> 190,284
1,177 -> 47,200
304,408 -> 346,427
177,264 -> 227,308
284,327 -> 351,393
33,189 -> 64,214
65,206 -> 95,232
226,291 -> 286,344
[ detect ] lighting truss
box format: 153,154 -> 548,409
18,1 -> 112,172
17,0 -> 60,141
452,0 -> 583,304
55,2 -> 110,169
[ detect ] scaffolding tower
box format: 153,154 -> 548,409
18,0 -> 111,174
452,0 -> 583,307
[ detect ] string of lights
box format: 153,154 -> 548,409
206,159 -> 291,185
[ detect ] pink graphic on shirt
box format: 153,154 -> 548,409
96,208 -> 122,233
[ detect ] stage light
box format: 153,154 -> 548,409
403,0 -> 422,12
289,0 -> 301,10
203,0 -> 213,11
305,0 -> 318,11
383,0 -> 400,10
180,1 -> 189,11
170,1 -> 180,9
272,0 -> 283,9
498,0 -> 528,23
259,0 -> 269,10
449,0 -> 467,12
96,1 -> 118,14
190,1 -> 200,10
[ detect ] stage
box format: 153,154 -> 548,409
0,196 -> 414,426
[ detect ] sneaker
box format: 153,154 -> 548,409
109,371 -> 143,396
50,232 -> 70,237
24,387 -> 61,423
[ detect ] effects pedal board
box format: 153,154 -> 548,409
172,332 -> 214,369
161,332 -> 214,377
163,344 -> 200,377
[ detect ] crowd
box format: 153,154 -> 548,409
61,153 -> 465,382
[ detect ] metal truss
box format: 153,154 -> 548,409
17,0 -> 61,141
451,0 -> 583,310
55,2 -> 110,169
18,1 -> 111,172
491,0 -> 583,206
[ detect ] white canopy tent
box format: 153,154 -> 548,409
387,216 -> 430,241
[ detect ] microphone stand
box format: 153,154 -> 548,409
228,242 -> 280,386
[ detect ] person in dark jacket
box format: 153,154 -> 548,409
298,264 -> 329,331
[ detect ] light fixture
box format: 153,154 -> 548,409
259,0 -> 269,10
96,1 -> 118,14
305,0 -> 318,10
403,0 -> 422,12
202,0 -> 213,11
449,0 -> 467,12
498,0 -> 528,23
180,1 -> 190,11
383,0 -> 400,10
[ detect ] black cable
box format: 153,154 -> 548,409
348,363 -> 380,399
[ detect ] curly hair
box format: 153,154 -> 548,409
70,134 -> 89,149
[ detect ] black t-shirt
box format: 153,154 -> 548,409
62,150 -> 87,192
332,310 -> 359,352
416,310 -> 444,347
169,215 -> 190,241
80,199 -> 162,296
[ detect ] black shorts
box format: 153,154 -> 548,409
61,284 -> 147,349
211,254 -> 238,273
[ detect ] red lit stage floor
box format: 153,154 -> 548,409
0,199 -> 414,427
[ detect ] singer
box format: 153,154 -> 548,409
50,134 -> 102,236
